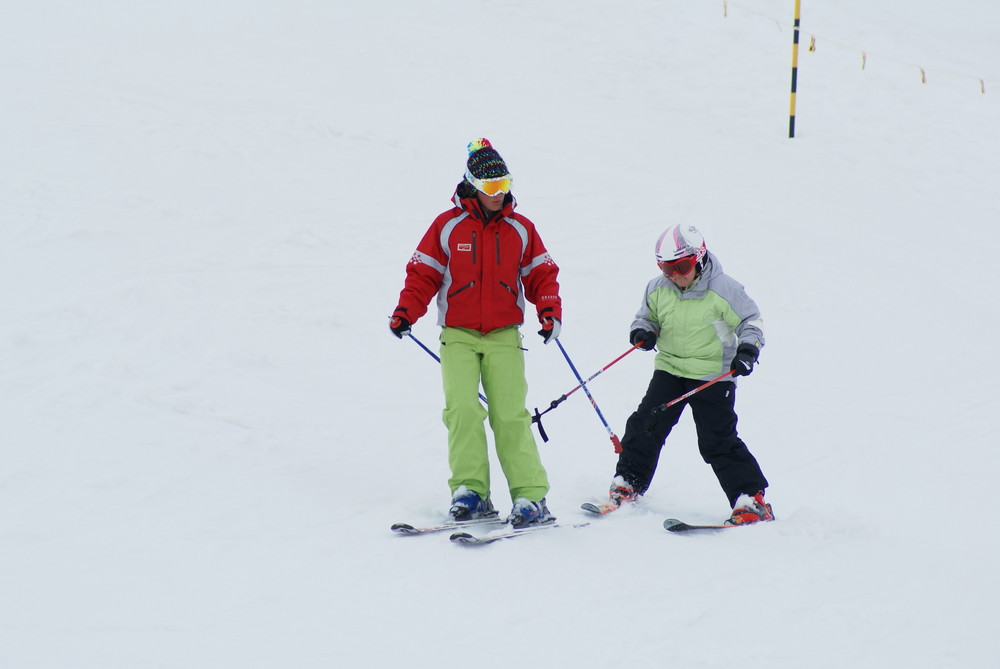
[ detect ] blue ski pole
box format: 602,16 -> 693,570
407,333 -> 488,405
554,338 -> 623,453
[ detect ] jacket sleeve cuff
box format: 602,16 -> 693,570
536,301 -> 562,324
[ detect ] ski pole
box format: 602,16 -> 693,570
407,333 -> 488,405
532,341 -> 643,440
554,338 -> 623,453
650,370 -> 734,415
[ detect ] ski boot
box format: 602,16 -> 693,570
449,486 -> 498,521
609,475 -> 639,507
506,497 -> 555,528
726,491 -> 775,525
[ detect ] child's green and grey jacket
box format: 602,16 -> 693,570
631,251 -> 764,382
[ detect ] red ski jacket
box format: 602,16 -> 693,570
394,187 -> 561,334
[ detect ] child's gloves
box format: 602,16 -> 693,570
630,329 -> 657,351
730,343 -> 760,376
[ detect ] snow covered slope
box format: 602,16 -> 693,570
2,1 -> 998,667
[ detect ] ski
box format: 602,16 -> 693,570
663,518 -> 735,533
581,501 -> 620,515
450,521 -> 589,546
391,515 -> 503,536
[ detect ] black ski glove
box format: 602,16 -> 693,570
630,329 -> 657,351
389,311 -> 411,339
730,343 -> 760,377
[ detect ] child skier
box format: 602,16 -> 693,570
606,224 -> 773,524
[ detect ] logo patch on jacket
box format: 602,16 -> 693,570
457,243 -> 472,251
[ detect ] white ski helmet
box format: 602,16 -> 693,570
655,225 -> 707,265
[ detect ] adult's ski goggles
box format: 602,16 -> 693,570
466,172 -> 512,196
658,255 -> 699,277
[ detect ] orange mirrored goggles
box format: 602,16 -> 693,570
468,174 -> 512,196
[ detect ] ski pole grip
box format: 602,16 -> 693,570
532,408 -> 549,443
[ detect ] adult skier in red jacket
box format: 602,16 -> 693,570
390,138 -> 561,527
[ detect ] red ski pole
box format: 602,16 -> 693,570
531,341 -> 644,443
534,342 -> 642,418
650,370 -> 735,415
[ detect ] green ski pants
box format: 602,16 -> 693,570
439,326 -> 549,503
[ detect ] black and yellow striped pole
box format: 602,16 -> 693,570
788,0 -> 802,137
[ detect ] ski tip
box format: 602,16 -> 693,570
391,523 -> 418,534
451,532 -> 495,546
663,518 -> 732,533
581,502 -> 618,515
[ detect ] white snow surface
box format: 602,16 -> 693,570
3,1 -> 999,667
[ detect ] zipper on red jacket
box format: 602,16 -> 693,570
448,281 -> 475,298
495,231 -> 501,264
471,231 -> 477,265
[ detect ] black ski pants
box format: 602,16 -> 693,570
615,370 -> 768,507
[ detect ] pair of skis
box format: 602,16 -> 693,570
581,500 -> 741,533
390,515 -> 504,536
391,517 -> 589,546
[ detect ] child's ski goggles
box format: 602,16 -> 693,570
658,255 -> 698,277
466,172 -> 512,196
